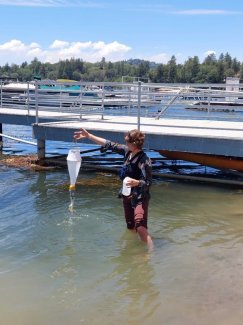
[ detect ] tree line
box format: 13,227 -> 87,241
1,52 -> 243,83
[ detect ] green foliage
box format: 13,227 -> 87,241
0,52 -> 242,83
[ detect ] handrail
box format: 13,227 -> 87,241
155,88 -> 184,119
0,82 -> 2,107
0,133 -> 37,145
1,81 -> 243,125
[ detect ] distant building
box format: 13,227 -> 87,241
226,77 -> 239,102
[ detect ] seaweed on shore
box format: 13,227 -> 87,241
0,154 -> 60,171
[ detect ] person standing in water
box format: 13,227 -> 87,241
73,128 -> 153,250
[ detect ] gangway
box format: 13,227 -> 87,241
155,88 -> 184,119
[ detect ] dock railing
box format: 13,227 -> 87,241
2,80 -> 243,127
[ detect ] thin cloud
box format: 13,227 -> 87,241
146,52 -> 185,64
174,9 -> 242,15
0,2 -> 241,16
0,0 -> 105,7
113,4 -> 243,15
147,53 -> 171,64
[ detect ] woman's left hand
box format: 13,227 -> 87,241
126,178 -> 139,187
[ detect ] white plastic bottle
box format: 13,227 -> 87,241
122,177 -> 131,196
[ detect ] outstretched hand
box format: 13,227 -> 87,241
73,128 -> 89,140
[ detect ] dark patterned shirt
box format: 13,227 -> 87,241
101,140 -> 152,199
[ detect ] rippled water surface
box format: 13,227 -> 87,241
1,164 -> 243,325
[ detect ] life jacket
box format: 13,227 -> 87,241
119,151 -> 145,181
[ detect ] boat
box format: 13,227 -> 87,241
2,82 -> 35,92
159,150 -> 243,172
39,83 -> 81,96
39,82 -> 102,98
184,98 -> 243,113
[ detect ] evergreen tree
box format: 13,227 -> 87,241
167,56 -> 177,82
1,52 -> 243,83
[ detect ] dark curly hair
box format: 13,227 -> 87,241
125,129 -> 145,149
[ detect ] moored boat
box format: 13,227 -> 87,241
2,82 -> 35,92
159,150 -> 243,172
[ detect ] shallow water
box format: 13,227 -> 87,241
1,165 -> 243,325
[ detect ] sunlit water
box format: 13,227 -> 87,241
1,165 -> 243,325
1,109 -> 243,324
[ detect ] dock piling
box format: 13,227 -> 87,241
37,139 -> 45,159
0,123 -> 2,151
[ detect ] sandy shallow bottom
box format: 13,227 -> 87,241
1,163 -> 243,325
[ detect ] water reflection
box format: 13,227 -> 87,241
2,167 -> 243,324
151,182 -> 243,248
113,233 -> 160,323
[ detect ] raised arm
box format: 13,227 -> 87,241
73,128 -> 106,146
74,128 -> 127,155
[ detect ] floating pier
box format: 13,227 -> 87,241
1,81 -> 243,184
31,115 -> 243,159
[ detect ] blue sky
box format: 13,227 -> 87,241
0,0 -> 242,65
